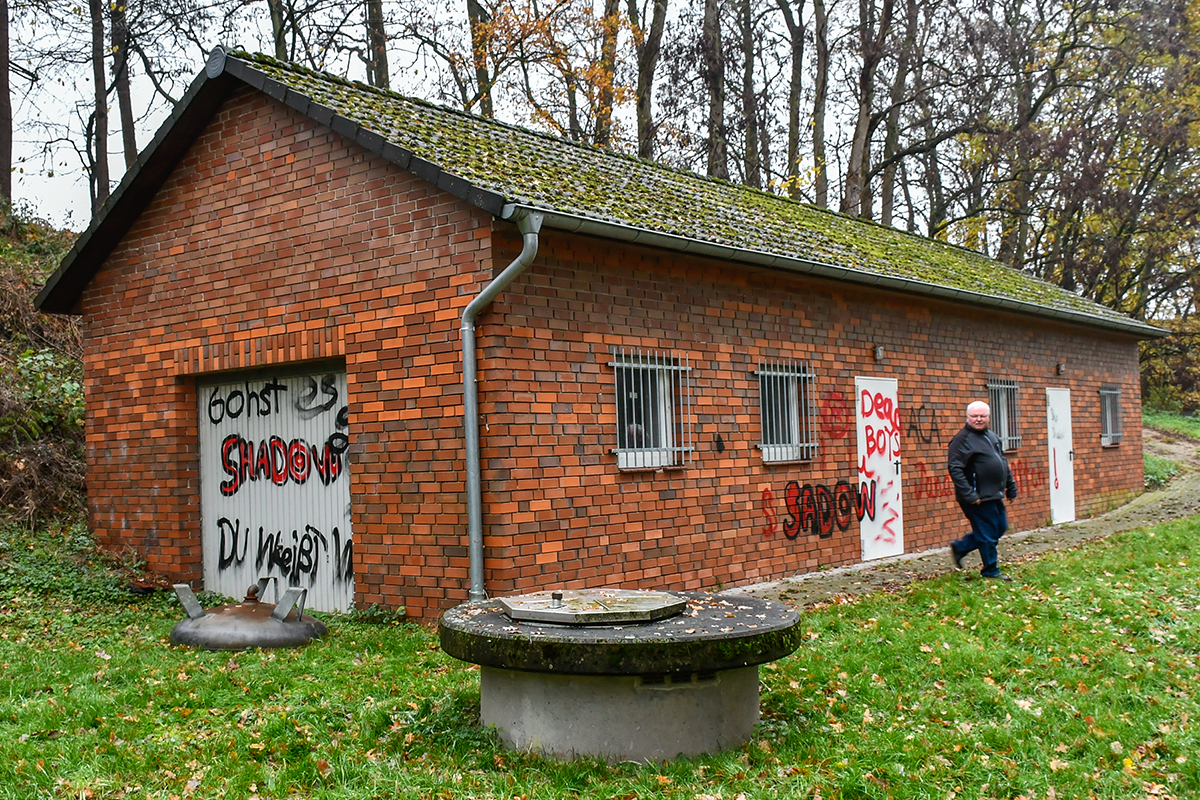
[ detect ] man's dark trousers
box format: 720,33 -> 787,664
952,499 -> 1008,577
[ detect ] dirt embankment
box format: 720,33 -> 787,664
726,426 -> 1200,607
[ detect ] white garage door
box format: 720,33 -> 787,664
198,369 -> 353,611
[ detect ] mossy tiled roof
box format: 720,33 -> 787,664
36,47 -> 1161,336
238,52 -> 1145,331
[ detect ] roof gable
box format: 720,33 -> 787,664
36,47 -> 1163,339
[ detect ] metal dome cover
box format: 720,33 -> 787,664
170,579 -> 327,651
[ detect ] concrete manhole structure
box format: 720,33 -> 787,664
439,589 -> 801,762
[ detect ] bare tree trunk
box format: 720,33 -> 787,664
267,0 -> 288,59
467,0 -> 494,116
879,0 -> 916,227
566,73 -> 583,140
775,0 -> 804,198
111,1 -> 137,168
998,83 -> 1034,266
89,0 -> 110,213
812,0 -> 829,207
757,66 -> 772,183
595,0 -> 621,146
739,0 -> 760,187
628,0 -> 668,158
366,0 -> 390,89
842,0 -> 894,218
900,159 -> 916,232
0,0 -> 10,202
702,0 -> 728,179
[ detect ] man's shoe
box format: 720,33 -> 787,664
982,572 -> 1013,582
949,544 -> 964,570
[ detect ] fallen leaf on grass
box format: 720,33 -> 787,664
316,758 -> 333,777
1049,759 -> 1069,772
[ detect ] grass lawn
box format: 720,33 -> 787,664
3,517 -> 1200,800
1145,454 -> 1181,489
1144,409 -> 1200,440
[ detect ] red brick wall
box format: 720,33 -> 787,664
77,85 -> 1145,621
475,228 -> 1144,596
80,87 -> 493,619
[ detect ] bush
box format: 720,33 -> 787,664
1141,318 -> 1200,413
1144,454 -> 1181,490
0,520 -> 129,603
0,201 -> 82,526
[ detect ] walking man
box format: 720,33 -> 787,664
947,400 -> 1018,581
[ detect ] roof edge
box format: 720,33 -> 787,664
502,203 -> 1169,340
35,63 -> 232,313
36,47 -> 508,313
38,46 -> 1167,344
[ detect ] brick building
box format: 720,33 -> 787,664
37,48 -> 1164,619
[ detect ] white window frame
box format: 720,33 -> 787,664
1100,386 -> 1123,446
755,359 -> 818,463
987,379 -> 1021,451
609,348 -> 693,470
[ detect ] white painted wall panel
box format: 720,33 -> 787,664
198,370 -> 353,611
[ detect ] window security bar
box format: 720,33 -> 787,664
1100,386 -> 1123,446
609,348 -> 694,469
986,378 -> 1021,451
755,358 -> 818,463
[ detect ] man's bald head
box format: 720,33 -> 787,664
966,401 -> 990,431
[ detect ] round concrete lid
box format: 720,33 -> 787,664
498,589 -> 686,625
439,592 -> 801,676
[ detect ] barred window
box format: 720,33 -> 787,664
755,358 -> 817,463
609,348 -> 693,470
1100,386 -> 1123,446
987,379 -> 1021,451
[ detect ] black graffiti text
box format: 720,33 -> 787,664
216,517 -> 353,585
295,374 -> 339,420
207,380 -> 288,425
780,479 -> 877,540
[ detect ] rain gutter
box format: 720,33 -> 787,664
499,204 -> 1167,340
463,208 -> 544,602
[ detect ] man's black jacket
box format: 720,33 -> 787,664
946,425 -> 1018,505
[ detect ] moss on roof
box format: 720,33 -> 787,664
243,52 -> 1133,326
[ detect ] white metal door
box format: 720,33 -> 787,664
855,377 -> 903,560
198,370 -> 353,611
1045,387 -> 1075,524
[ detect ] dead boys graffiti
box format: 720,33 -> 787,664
199,373 -> 354,611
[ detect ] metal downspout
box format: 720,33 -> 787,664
462,210 -> 543,601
